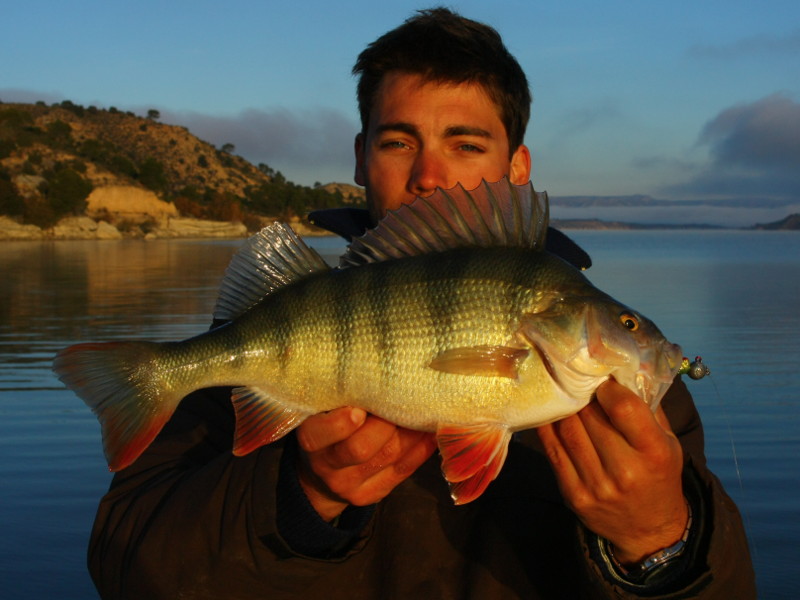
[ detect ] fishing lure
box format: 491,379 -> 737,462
679,356 -> 711,380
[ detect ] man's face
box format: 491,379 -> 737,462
355,72 -> 531,222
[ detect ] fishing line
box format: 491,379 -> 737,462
683,357 -> 757,562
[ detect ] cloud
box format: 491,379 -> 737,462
698,93 -> 800,168
663,93 -> 800,200
161,107 -> 358,182
688,29 -> 800,59
0,88 -> 65,105
547,102 -> 622,142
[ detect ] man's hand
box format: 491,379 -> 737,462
295,407 -> 437,522
537,379 -> 688,565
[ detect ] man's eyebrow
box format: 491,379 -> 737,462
373,123 -> 493,138
375,122 -> 419,136
444,125 -> 493,138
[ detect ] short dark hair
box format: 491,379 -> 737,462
352,7 -> 531,153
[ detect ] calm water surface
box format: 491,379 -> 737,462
0,231 -> 798,598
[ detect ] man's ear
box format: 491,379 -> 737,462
354,133 -> 366,186
509,144 -> 531,185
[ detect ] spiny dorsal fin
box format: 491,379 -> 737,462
213,222 -> 330,322
340,178 -> 548,268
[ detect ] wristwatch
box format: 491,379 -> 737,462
606,500 -> 693,583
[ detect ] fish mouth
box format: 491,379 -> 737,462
527,336 -> 682,409
616,340 -> 683,407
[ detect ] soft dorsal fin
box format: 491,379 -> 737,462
213,222 -> 330,322
340,178 -> 549,268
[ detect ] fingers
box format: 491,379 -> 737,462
346,429 -> 437,499
295,408 -> 437,519
539,412 -> 603,487
594,379 -> 675,453
537,421 -> 582,494
296,407 -> 367,453
537,381 -> 687,555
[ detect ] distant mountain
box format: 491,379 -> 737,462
750,213 -> 800,230
550,194 -> 797,210
551,218 -> 725,230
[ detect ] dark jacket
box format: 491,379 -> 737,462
88,213 -> 755,599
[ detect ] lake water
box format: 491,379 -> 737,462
1,230 -> 798,598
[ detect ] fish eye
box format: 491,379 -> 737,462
620,313 -> 639,331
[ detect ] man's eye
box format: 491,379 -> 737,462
459,143 -> 484,153
381,141 -> 409,150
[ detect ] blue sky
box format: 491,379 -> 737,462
2,0 -> 799,215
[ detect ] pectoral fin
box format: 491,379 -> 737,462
437,423 -> 512,504
231,386 -> 312,456
429,346 -> 529,378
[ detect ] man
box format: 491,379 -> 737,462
89,8 -> 755,598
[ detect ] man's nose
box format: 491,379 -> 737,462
407,150 -> 448,197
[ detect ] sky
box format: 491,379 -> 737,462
2,0 -> 799,224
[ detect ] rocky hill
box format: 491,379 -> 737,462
0,101 -> 363,239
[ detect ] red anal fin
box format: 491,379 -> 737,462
437,423 -> 511,505
429,346 -> 529,378
231,386 -> 310,456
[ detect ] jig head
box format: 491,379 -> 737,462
679,356 -> 711,380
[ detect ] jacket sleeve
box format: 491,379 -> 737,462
576,378 -> 757,599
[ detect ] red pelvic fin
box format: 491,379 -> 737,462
436,422 -> 511,505
231,386 -> 310,456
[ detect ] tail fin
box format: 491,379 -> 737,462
53,341 -> 183,471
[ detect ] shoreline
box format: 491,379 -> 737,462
0,215 -> 333,242
2,215 -> 794,241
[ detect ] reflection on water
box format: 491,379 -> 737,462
2,240 -> 240,344
0,232 -> 797,598
0,236 -> 346,599
0,239 -> 249,599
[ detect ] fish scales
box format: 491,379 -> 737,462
289,249 -> 550,424
367,263 -> 399,391
180,248 -> 542,426
188,249 -> 573,422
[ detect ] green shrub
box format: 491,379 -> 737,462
46,119 -> 72,138
43,167 -> 93,216
0,139 -> 15,159
0,173 -> 25,216
0,108 -> 34,126
138,157 -> 167,192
